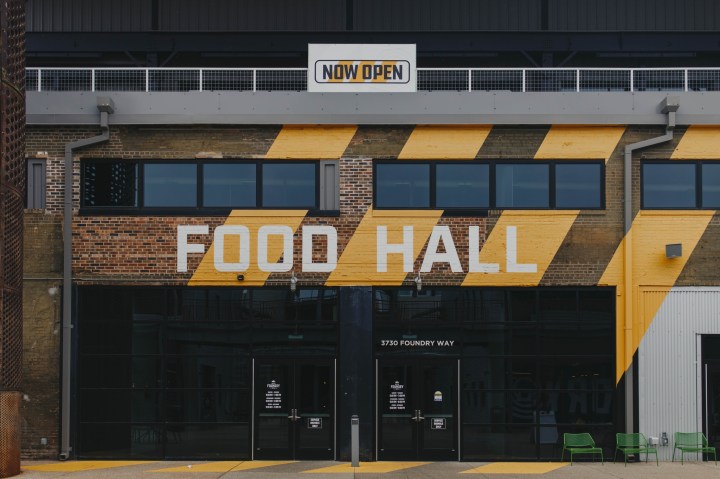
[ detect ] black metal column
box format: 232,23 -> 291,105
338,287 -> 373,461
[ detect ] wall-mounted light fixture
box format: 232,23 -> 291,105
414,274 -> 422,292
666,243 -> 682,259
290,271 -> 298,292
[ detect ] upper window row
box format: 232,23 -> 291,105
374,161 -> 604,210
643,162 -> 720,209
82,160 -> 319,211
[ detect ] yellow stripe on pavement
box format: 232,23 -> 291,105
24,461 -> 155,472
461,462 -> 568,474
150,460 -> 295,473
304,461 -> 428,473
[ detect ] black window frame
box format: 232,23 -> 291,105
373,160 -> 605,212
80,159 -> 321,215
641,160 -> 720,210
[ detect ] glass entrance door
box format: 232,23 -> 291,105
254,359 -> 334,460
377,359 -> 458,460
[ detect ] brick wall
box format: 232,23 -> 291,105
22,213 -> 62,459
27,124 -> 711,287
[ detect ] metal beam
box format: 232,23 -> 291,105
26,32 -> 720,56
26,91 -> 720,126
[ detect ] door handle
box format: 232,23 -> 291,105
411,409 -> 425,422
288,408 -> 300,421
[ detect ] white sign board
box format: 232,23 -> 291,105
308,44 -> 416,92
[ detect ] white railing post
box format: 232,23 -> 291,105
37,69 -> 42,92
685,69 -> 689,92
576,69 -> 580,92
522,69 -> 526,92
91,69 -> 96,92
253,69 -> 257,92
630,69 -> 634,92
468,69 -> 472,92
199,69 -> 204,92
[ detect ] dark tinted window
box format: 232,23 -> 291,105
144,163 -> 197,207
82,161 -> 138,207
496,164 -> 549,208
376,163 -> 430,208
555,163 -> 602,208
702,163 -> 720,208
643,163 -> 696,208
203,163 -> 256,207
262,163 -> 316,208
436,163 -> 489,208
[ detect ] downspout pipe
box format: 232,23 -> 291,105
60,97 -> 114,460
621,96 -> 679,434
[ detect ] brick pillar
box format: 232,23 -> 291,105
0,0 -> 25,476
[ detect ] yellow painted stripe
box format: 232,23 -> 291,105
265,125 -> 358,159
188,210 -> 306,286
461,462 -> 568,474
462,211 -> 578,287
304,461 -> 428,473
534,125 -> 625,160
397,125 -> 492,160
672,125 -> 720,159
599,210 -> 714,383
24,461 -> 155,472
326,209 -> 443,286
150,460 -> 295,473
464,126 -> 623,286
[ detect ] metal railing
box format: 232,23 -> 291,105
25,67 -> 720,93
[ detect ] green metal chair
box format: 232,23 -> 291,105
672,432 -> 717,464
614,432 -> 658,466
561,432 -> 604,465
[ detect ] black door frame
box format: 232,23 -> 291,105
376,357 -> 460,461
252,357 -> 336,460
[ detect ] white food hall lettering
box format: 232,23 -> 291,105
177,224 -> 537,274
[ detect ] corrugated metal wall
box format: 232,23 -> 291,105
638,288 -> 720,461
27,0 -> 720,32
550,0 -> 720,31
26,0 -> 152,32
353,0 -> 541,31
158,0 -> 346,31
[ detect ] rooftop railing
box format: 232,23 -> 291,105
25,67 -> 720,93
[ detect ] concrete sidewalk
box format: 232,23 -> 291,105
17,460 -> 720,479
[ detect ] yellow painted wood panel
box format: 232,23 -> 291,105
599,210 -> 714,383
672,125 -> 720,159
265,125 -> 357,159
534,125 -> 625,160
397,125 -> 491,159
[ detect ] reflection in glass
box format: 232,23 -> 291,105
555,164 -> 602,208
144,163 -> 197,207
262,163 -> 316,207
496,164 -> 549,208
376,164 -> 430,208
643,163 -> 696,208
436,164 -> 489,208
203,163 -> 256,207
702,164 -> 720,208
